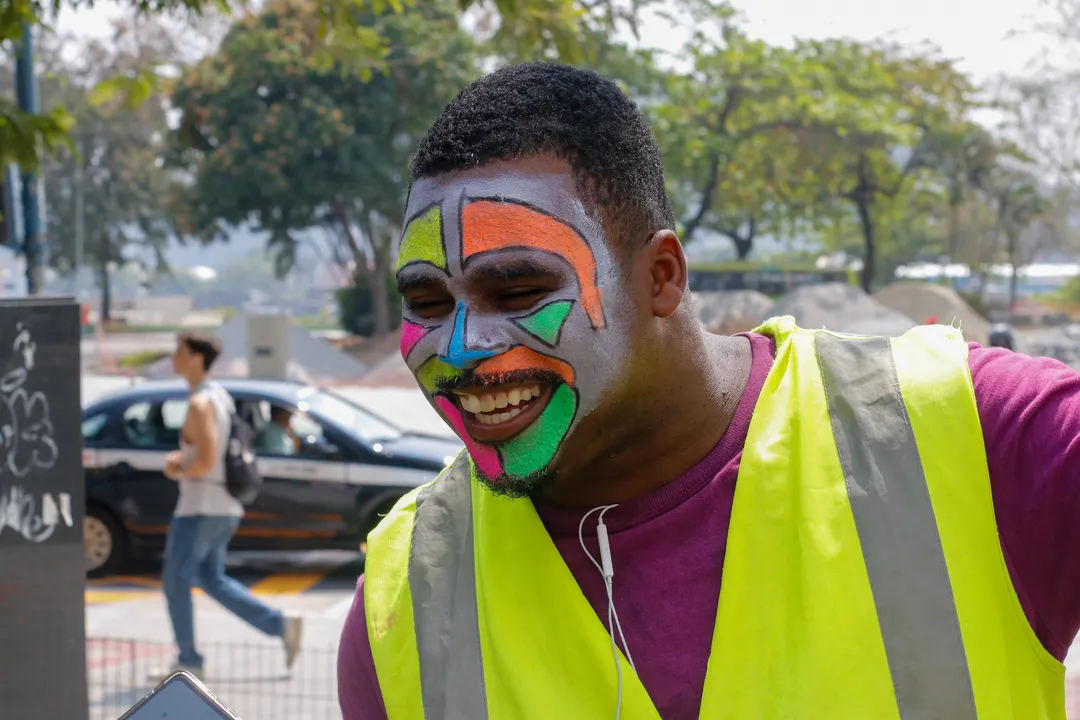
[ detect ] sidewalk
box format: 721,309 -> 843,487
86,564 -> 355,720
87,636 -> 340,720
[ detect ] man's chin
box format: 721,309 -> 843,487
470,464 -> 555,501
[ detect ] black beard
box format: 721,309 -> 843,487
472,464 -> 558,501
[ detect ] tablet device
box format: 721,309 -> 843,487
117,671 -> 241,720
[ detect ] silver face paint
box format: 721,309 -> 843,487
396,163 -> 634,495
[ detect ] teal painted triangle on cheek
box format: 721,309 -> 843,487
514,300 -> 574,346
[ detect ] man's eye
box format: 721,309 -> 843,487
501,288 -> 546,301
406,298 -> 454,318
497,288 -> 548,309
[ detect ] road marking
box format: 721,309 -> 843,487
86,590 -> 150,604
248,571 -> 326,595
87,575 -> 163,589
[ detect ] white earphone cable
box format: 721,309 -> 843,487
578,504 -> 634,720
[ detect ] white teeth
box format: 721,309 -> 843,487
457,385 -> 546,425
473,409 -> 521,426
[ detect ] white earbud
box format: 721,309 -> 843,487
579,504 -> 635,720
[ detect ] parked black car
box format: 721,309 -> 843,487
82,379 -> 461,576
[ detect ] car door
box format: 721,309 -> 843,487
242,399 -> 351,546
93,395 -> 185,539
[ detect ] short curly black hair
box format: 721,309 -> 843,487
409,62 -> 675,258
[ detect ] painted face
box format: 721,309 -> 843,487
396,162 -> 631,497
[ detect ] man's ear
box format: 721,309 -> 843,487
643,230 -> 687,319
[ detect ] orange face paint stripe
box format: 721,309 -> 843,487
474,346 -> 576,385
462,200 -> 606,329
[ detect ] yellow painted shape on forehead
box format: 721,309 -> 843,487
397,205 -> 446,271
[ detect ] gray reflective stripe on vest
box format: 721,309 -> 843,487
815,334 -> 978,720
408,461 -> 488,719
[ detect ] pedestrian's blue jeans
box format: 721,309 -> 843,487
163,515 -> 284,668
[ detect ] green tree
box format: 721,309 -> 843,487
984,170 -> 1053,316
338,270 -> 401,336
784,39 -> 975,291
915,124 -> 1003,260
652,2 -> 820,258
169,0 -> 477,335
0,0 -> 657,169
38,19 -> 177,320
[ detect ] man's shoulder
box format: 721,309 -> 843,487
187,393 -> 216,421
967,344 -> 1080,409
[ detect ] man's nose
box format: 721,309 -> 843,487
439,302 -> 510,370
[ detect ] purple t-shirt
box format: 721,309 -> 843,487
338,333 -> 1080,719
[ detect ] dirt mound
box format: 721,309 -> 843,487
766,283 -> 917,337
694,290 -> 775,335
874,282 -> 989,345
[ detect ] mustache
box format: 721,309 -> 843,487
435,368 -> 564,394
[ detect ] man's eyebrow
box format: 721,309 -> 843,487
396,273 -> 447,294
470,257 -> 562,281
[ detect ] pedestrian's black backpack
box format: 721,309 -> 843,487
224,411 -> 263,505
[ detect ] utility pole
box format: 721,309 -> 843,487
15,24 -> 45,295
74,138 -> 84,301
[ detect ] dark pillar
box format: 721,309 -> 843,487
0,297 -> 86,718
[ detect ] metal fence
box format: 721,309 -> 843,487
87,637 -> 340,720
83,635 -> 1080,719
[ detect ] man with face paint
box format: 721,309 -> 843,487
339,63 -> 1080,719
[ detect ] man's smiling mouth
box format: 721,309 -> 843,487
453,382 -> 554,442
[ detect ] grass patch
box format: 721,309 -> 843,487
117,350 -> 170,369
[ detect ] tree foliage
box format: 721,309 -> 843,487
648,3 -> 980,286
0,0 -> 652,169
169,0 -> 477,334
39,19 -> 178,318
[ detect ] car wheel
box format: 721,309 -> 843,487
85,506 -> 127,578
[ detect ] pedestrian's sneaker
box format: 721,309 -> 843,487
283,611 -> 303,669
147,664 -> 203,684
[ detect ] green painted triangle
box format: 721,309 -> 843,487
515,300 -> 573,345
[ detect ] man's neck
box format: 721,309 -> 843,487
540,330 -> 753,507
186,370 -> 209,392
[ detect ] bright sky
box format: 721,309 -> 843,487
56,0 -> 1061,83
727,0 -> 1057,82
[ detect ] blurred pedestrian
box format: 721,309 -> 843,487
151,331 -> 303,681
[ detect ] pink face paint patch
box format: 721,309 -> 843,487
399,319 -> 429,361
435,395 -> 502,478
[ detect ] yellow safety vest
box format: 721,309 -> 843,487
364,317 -> 1066,719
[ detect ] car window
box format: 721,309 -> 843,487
292,413 -> 331,458
299,389 -> 401,445
82,413 -> 108,442
160,400 -> 188,447
122,400 -> 187,448
122,402 -> 156,447
256,405 -> 331,459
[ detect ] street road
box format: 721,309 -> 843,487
87,551 -> 361,720
86,549 -> 1080,720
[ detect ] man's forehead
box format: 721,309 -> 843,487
404,161 -> 603,239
